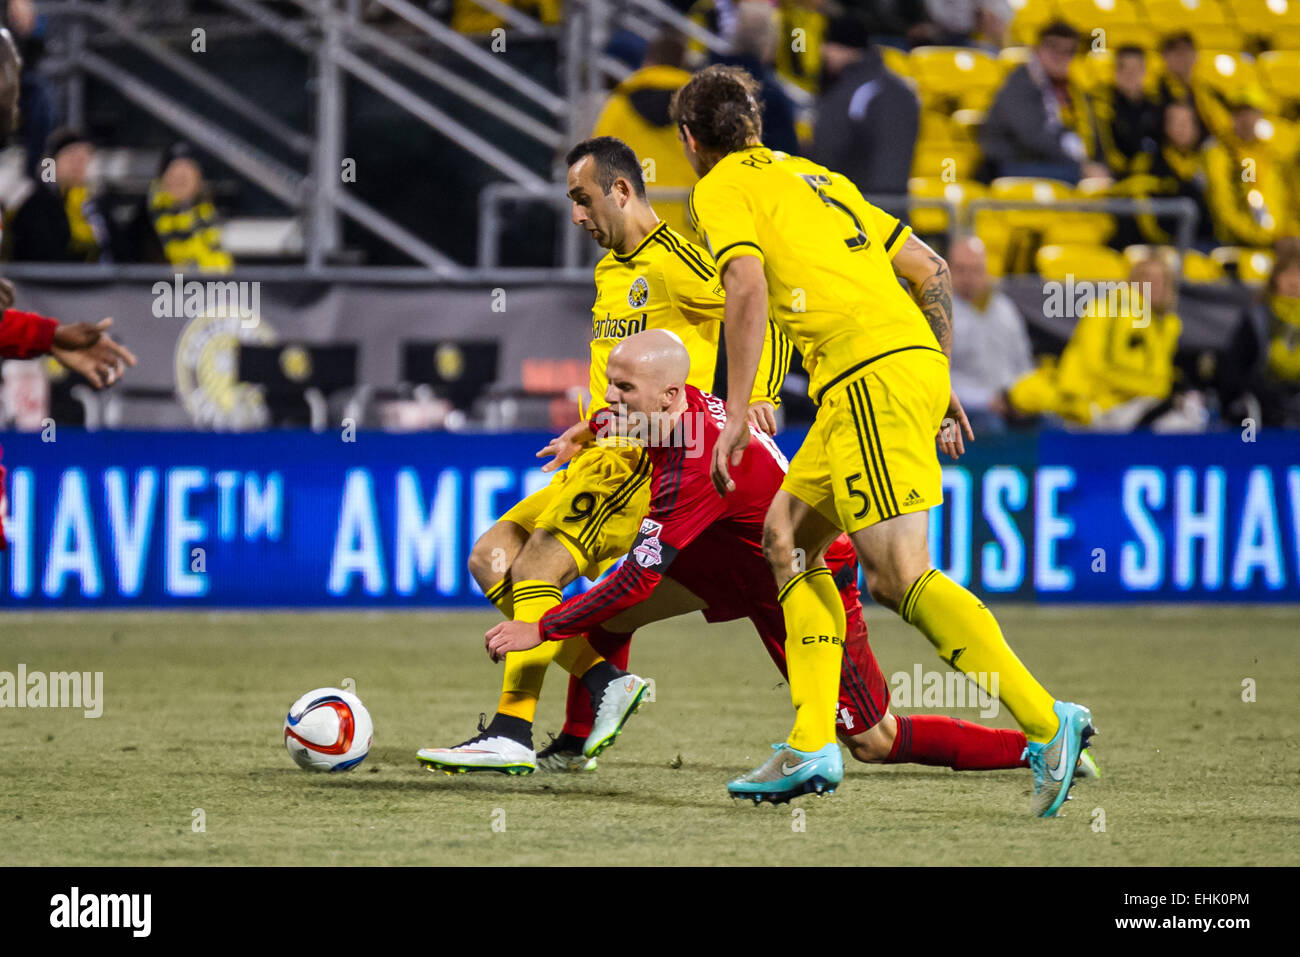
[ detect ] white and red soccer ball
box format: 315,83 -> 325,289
284,687 -> 373,772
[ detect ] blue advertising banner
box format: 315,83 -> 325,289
0,429 -> 1297,607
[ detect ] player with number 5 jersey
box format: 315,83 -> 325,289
671,65 -> 1095,813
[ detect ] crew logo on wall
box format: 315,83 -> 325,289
175,310 -> 276,429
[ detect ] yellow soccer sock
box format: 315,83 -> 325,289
554,638 -> 604,678
902,569 -> 1058,742
778,567 -> 846,752
483,575 -> 512,617
497,580 -> 563,721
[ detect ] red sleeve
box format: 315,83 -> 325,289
539,446 -> 727,641
0,309 -> 59,359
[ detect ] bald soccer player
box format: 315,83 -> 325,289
469,330 -> 1036,802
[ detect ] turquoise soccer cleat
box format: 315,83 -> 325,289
1024,701 -> 1095,817
727,742 -> 844,805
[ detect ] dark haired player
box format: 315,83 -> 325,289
417,136 -> 791,774
480,330 -> 1038,803
670,65 -> 1094,814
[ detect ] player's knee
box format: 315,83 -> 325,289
468,525 -> 519,589
861,566 -> 907,612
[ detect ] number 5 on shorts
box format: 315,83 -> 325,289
845,473 -> 871,519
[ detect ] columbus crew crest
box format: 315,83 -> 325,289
628,276 -> 649,308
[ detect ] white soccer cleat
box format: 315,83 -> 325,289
417,734 -> 536,775
536,732 -> 597,772
582,673 -> 648,758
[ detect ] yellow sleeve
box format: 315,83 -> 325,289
748,315 -> 792,407
690,177 -> 764,273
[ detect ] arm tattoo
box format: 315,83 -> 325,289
917,254 -> 953,356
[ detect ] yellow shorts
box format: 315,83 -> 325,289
782,349 -> 950,533
499,443 -> 653,580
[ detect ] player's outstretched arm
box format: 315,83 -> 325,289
714,254 -> 768,494
50,317 -> 138,389
537,420 -> 595,473
891,234 -> 954,357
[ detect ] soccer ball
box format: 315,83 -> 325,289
283,687 -> 373,772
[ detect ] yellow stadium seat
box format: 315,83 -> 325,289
951,108 -> 986,142
880,45 -> 911,79
1036,243 -> 1132,280
1141,0 -> 1240,52
998,46 -> 1033,75
1008,0 -> 1059,47
1058,0 -> 1144,40
1094,21 -> 1158,49
1259,50 -> 1300,104
1232,0 -> 1300,44
1238,249 -> 1276,283
987,176 -> 1073,229
918,110 -> 958,146
975,178 -> 1074,274
1181,249 -> 1228,282
908,177 -> 987,234
909,47 -> 1002,110
1193,51 -> 1265,100
912,143 -> 982,181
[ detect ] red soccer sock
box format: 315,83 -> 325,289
886,714 -> 1029,771
560,627 -> 633,739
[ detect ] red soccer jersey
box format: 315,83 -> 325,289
540,384 -> 795,641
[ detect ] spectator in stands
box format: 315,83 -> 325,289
1155,31 -> 1229,146
1245,242 -> 1300,427
1007,256 -> 1201,431
1205,88 -> 1293,250
708,1 -> 799,155
774,0 -> 828,94
947,236 -> 1034,433
135,142 -> 233,273
1091,46 -> 1160,180
811,11 -> 918,198
5,128 -> 112,263
2,1 -> 56,181
1113,101 -> 1213,249
907,1 -> 1012,50
977,21 -> 1109,184
591,32 -> 697,238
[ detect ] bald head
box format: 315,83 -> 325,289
604,329 -> 691,420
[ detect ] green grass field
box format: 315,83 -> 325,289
1,605 -> 1296,866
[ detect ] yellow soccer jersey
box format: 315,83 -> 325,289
689,146 -> 940,403
587,220 -> 791,412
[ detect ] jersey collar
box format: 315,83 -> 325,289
613,221 -> 668,263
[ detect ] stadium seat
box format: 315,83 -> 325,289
908,177 -> 986,234
909,47 -> 1002,111
1042,177 -> 1117,246
1232,0 -> 1300,48
1193,52 -> 1266,103
1008,0 -> 1059,47
1141,0 -> 1241,53
1259,50 -> 1300,107
1237,249 -> 1276,283
950,108 -> 985,142
974,178 -> 1074,274
911,142 -> 982,181
880,45 -> 911,79
1181,249 -> 1228,282
1035,243 -> 1131,280
1057,0 -> 1144,44
918,109 -> 959,146
998,45 -> 1033,76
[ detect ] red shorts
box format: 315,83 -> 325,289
665,527 -> 890,736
